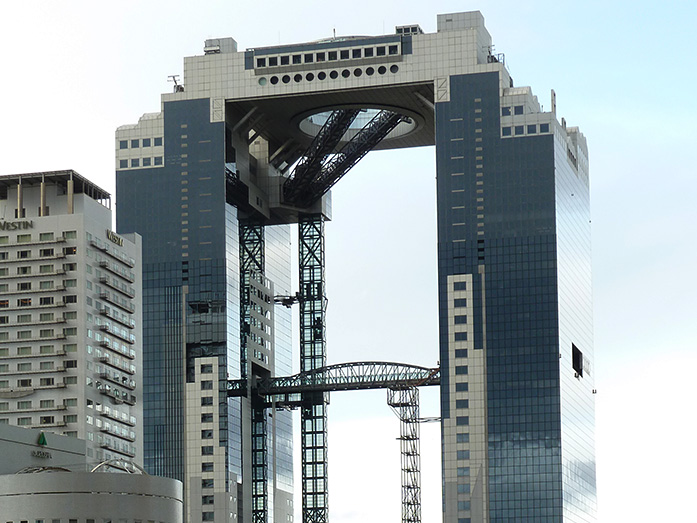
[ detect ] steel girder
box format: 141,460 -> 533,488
227,362 -> 440,400
388,387 -> 422,523
240,222 -> 265,380
298,214 -> 328,523
283,109 -> 360,206
284,110 -> 405,208
239,222 -> 268,523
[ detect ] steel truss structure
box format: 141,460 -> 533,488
388,387 -> 422,523
298,214 -> 329,523
284,110 -> 405,208
228,362 -> 439,523
239,221 -> 268,523
232,107 -> 429,523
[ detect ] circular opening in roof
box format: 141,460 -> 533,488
298,107 -> 419,143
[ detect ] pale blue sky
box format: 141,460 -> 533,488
1,1 -> 695,521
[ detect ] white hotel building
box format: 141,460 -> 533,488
0,170 -> 143,464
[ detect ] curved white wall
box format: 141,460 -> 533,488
0,472 -> 183,522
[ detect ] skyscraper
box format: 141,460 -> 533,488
0,170 -> 143,465
116,11 -> 595,522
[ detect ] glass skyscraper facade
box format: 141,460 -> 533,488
436,70 -> 595,521
115,10 -> 595,522
116,97 -> 294,522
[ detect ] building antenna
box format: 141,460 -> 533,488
333,28 -> 336,39
168,75 -> 184,93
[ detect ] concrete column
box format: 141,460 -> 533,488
67,178 -> 74,214
40,178 -> 46,216
16,179 -> 22,218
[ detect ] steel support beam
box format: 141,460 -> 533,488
299,214 -> 328,523
388,387 -> 422,523
284,109 -> 360,205
240,222 -> 265,380
251,400 -> 269,523
286,110 -> 405,208
240,221 -> 268,523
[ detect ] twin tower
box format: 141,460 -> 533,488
115,11 -> 596,523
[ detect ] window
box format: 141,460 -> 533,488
154,156 -> 163,166
119,160 -> 128,169
64,279 -> 77,287
131,139 -> 139,148
154,137 -> 163,146
352,49 -> 361,58
39,345 -> 54,354
63,246 -> 76,255
142,138 -> 151,147
18,378 -> 32,387
527,124 -> 537,134
201,397 -> 213,406
202,478 -> 214,488
40,377 -> 55,386
364,47 -> 374,57
388,45 -> 399,55
0,300 -> 7,308
17,417 -> 32,425
64,295 -> 77,304
64,231 -> 77,239
514,125 -> 524,135
0,316 -> 6,324
458,501 -> 471,511
501,106 -> 511,116
39,264 -> 54,273
201,364 -> 213,373
502,126 -> 512,136
201,446 -> 214,455
457,450 -> 470,460
119,140 -> 128,149
455,349 -> 468,358
540,123 -> 550,133
17,400 -> 32,409
201,380 -> 213,390
456,416 -> 469,426
457,467 -> 470,477
514,105 -> 524,115
572,344 -> 584,377
39,329 -> 54,338
40,415 -> 55,425
39,313 -> 53,322
340,50 -> 349,59
202,512 -> 215,521
453,282 -> 466,291
456,399 -> 469,409
456,433 -> 470,443
17,346 -> 32,355
64,414 -> 78,423
202,462 -> 214,472
17,330 -> 31,339
201,429 -> 214,439
202,495 -> 215,504
17,266 -> 31,275
256,57 -> 266,67
453,298 -> 467,308
64,376 -> 77,384
40,297 -> 54,306
454,315 -> 467,325
142,157 -> 151,167
17,249 -> 30,259
0,269 -> 7,277
0,236 -> 7,244
40,399 -> 55,408
376,46 -> 386,56
18,362 -> 31,371
455,366 -> 468,375
454,332 -> 468,341
201,413 -> 214,423
39,232 -> 54,241
17,234 -> 31,243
